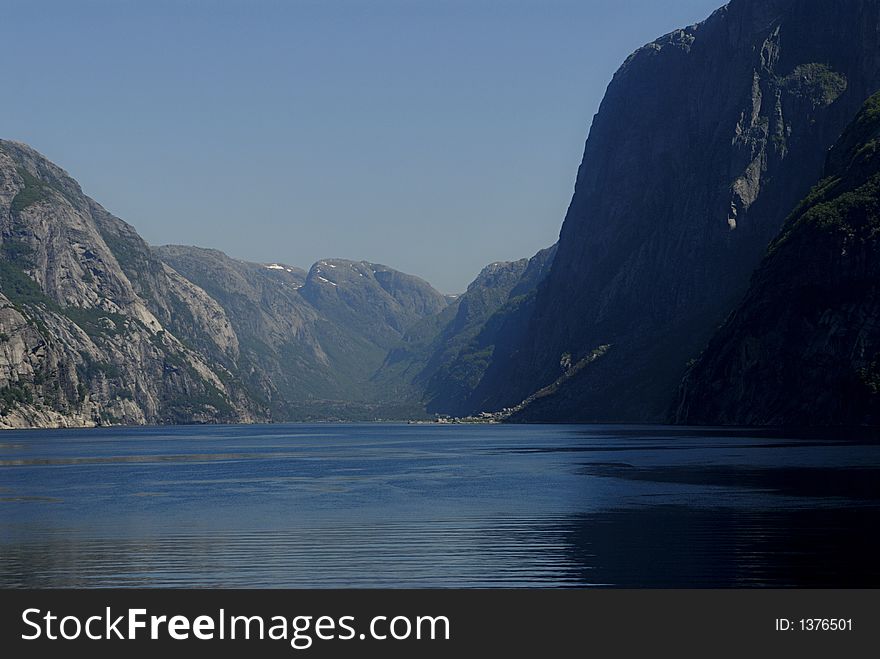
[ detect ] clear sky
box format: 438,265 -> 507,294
3,0 -> 722,292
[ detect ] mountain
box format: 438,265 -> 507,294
0,140 -> 258,427
152,245 -> 330,416
9,0 -> 879,428
0,140 -> 451,427
156,247 -> 450,420
374,245 -> 556,413
299,258 -> 449,352
675,91 -> 880,425
450,0 -> 880,422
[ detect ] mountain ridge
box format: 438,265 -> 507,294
0,140 -> 461,426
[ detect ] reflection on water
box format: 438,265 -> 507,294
0,424 -> 878,587
0,518 -> 591,588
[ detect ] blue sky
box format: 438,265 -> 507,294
3,0 -> 722,292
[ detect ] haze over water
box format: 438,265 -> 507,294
1,424 -> 878,587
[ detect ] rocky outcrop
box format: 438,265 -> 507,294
0,140 -> 257,427
675,91 -> 880,425
458,0 -> 880,422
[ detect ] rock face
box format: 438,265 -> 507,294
457,0 -> 880,422
675,91 -> 880,425
375,245 -> 556,413
157,247 -> 450,420
0,140 -> 258,428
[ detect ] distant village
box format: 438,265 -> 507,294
409,410 -> 511,425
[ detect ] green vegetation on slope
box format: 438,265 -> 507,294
10,168 -> 51,214
772,91 -> 880,251
676,90 -> 880,426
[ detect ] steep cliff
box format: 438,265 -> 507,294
0,140 -> 257,427
418,246 -> 556,413
676,91 -> 880,425
463,0 -> 880,421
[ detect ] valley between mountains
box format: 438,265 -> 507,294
5,0 -> 880,428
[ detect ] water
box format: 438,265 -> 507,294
0,423 -> 878,588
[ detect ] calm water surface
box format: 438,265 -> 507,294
0,423 -> 878,587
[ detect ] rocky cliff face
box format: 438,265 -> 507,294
375,245 -> 556,413
675,91 -> 880,425
461,0 -> 880,422
0,140 -> 258,427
